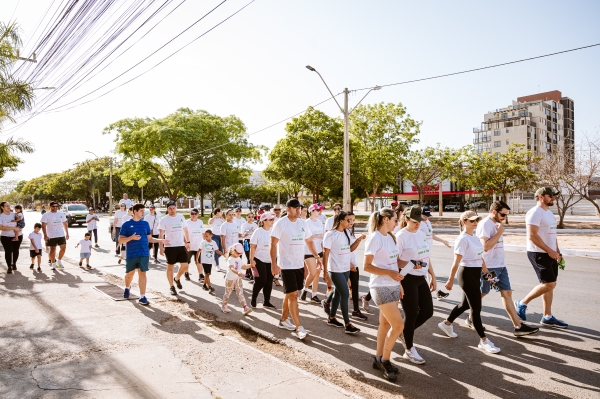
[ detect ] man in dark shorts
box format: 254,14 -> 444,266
159,201 -> 190,295
515,187 -> 568,328
40,201 -> 69,270
119,204 -> 168,305
270,198 -> 321,340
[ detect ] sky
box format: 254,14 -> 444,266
1,0 -> 599,183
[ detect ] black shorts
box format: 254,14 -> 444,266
304,251 -> 324,260
47,237 -> 66,247
30,250 -> 42,258
188,250 -> 198,264
527,251 -> 559,283
281,268 -> 304,294
202,263 -> 212,275
164,246 -> 189,265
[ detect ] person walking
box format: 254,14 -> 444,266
29,223 -> 43,272
185,208 -> 205,281
40,201 -> 69,270
249,212 -> 276,308
419,207 -> 451,300
241,212 -> 257,279
473,201 -> 539,336
197,230 -> 222,292
324,203 -> 342,232
515,187 -> 568,328
208,208 -> 225,271
117,207 -> 133,265
301,204 -> 325,303
144,204 -> 162,263
272,204 -> 282,222
86,208 -> 100,248
0,201 -> 23,273
159,201 -> 190,295
75,232 -> 93,268
220,209 -> 240,267
113,203 -> 127,256
270,199 -> 321,340
438,211 -> 501,354
118,193 -> 133,210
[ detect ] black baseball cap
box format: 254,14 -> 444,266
535,187 -> 559,197
149,204 -> 155,209
166,200 -> 177,208
286,198 -> 301,208
405,205 -> 424,222
191,208 -> 199,213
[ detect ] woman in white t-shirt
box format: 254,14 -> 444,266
240,212 -> 258,266
0,201 -> 23,273
363,207 -> 403,382
144,205 -> 162,263
438,211 -> 501,354
113,203 -> 127,255
322,211 -> 361,334
208,208 -> 225,268
249,212 -> 276,308
301,204 -> 325,303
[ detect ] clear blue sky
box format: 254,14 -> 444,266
1,0 -> 599,181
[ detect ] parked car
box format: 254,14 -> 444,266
61,204 -> 89,227
430,204 -> 439,211
444,202 -> 460,212
108,209 -> 152,241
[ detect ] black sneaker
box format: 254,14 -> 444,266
372,356 -> 399,372
250,299 -> 257,308
375,359 -> 397,382
86,264 -> 92,269
6,267 -> 12,274
351,310 -> 368,321
209,286 -> 215,294
345,324 -> 360,334
300,290 -> 308,301
327,318 -> 344,328
79,261 -> 82,266
12,264 -> 16,270
321,299 -> 330,315
202,284 -> 209,291
199,274 -> 204,282
514,323 -> 540,337
170,286 -> 177,296
437,290 -> 449,300
48,259 -> 51,264
184,272 -> 190,281
37,266 -> 41,272
174,278 -> 182,289
311,295 -> 321,303
263,302 -> 276,309
30,264 -> 34,269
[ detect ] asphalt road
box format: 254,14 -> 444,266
11,211 -> 600,398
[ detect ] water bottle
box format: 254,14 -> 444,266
558,257 -> 565,270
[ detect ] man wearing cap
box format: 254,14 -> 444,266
158,200 -> 190,295
144,204 -> 162,263
119,193 -> 133,210
273,204 -> 282,222
391,201 -> 398,210
41,201 -> 69,269
324,203 -> 342,232
515,187 -> 568,328
186,208 -> 205,281
86,207 -> 100,248
270,198 -> 321,340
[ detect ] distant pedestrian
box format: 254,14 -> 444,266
86,207 -> 100,248
119,193 -> 133,210
40,201 -> 69,270
324,203 -> 342,232
75,232 -> 93,268
29,223 -> 43,272
301,204 -> 325,303
221,243 -> 253,315
117,207 -> 133,265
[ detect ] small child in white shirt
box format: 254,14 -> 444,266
29,223 -> 43,272
221,243 -> 252,316
75,232 -> 93,268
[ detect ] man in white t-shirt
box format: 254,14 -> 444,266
515,187 -> 567,328
86,208 -> 100,248
119,193 -> 133,210
159,201 -> 190,296
474,201 -> 538,337
273,204 -> 282,222
270,198 -> 321,340
40,201 -> 69,269
324,203 -> 342,232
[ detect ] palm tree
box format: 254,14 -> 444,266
0,136 -> 34,178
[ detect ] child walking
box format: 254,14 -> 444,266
75,232 -> 93,269
29,223 -> 43,271
197,230 -> 223,293
222,243 -> 252,315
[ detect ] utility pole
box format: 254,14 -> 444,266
343,88 -> 351,211
109,158 -> 113,216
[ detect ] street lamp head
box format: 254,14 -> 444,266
373,86 -> 382,91
305,65 -> 316,72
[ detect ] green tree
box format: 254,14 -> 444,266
350,102 -> 420,211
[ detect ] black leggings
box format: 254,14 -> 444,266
115,227 -> 121,253
349,268 -> 360,311
447,266 -> 485,338
252,258 -> 273,303
400,274 -> 434,349
1,235 -> 23,267
148,234 -> 159,259
88,229 -> 98,244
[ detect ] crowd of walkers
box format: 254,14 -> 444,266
2,186 -> 568,382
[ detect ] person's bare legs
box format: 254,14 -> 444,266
58,244 -> 66,260
138,271 -> 147,296
500,290 -> 522,327
125,270 -> 135,287
167,264 -> 175,287
376,301 -> 404,360
522,282 -> 556,317
376,311 -> 391,357
175,263 -> 188,280
541,289 -> 553,317
303,258 -> 319,295
281,293 -> 290,321
287,291 -> 301,327
49,246 -> 56,263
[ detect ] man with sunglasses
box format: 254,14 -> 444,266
40,201 -> 69,270
516,187 -> 568,328
474,201 -> 539,336
324,203 -> 342,232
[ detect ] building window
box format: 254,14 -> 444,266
494,141 -> 501,148
506,139 -> 510,145
494,130 -> 500,136
506,128 -> 509,133
501,113 -> 508,119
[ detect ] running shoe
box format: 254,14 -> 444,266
154,257 -> 161,264
378,359 -> 397,382
86,264 -> 92,269
311,295 -> 321,303
184,272 -> 190,281
170,286 -> 177,296
37,266 -> 41,272
6,267 -> 12,274
202,284 -> 209,291
123,287 -> 130,299
296,326 -> 309,340
478,338 -> 501,354
465,317 -> 486,332
300,290 -> 308,301
360,294 -> 369,312
243,306 -> 253,316
398,332 -> 407,350
436,290 -> 449,300
278,319 -> 296,331
138,296 -> 150,306
540,316 -> 568,329
351,310 -> 368,321
174,278 -> 182,289
321,299 -> 330,315
250,299 -> 257,308
118,258 -> 122,265
56,260 -> 64,268
345,324 -> 360,334
209,286 -> 215,294
48,259 -> 51,264
199,274 -> 204,282
94,244 -> 99,248
515,300 -> 527,321
263,302 -> 276,309
221,305 -> 231,313
403,347 -> 425,365
438,321 -> 458,338
50,264 -> 56,270
30,264 -> 34,269
372,356 -> 398,372
79,261 -> 82,267
327,318 -> 344,328
514,323 -> 539,336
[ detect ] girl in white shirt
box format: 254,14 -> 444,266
249,212 -> 276,308
222,243 -> 252,316
439,211 -> 501,354
363,207 -> 404,382
208,208 -> 225,270
301,204 -> 325,303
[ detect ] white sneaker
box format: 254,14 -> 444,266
50,263 -> 56,270
296,326 -> 309,340
438,321 -> 458,338
478,338 -> 501,354
403,347 -> 425,365
56,260 -> 64,268
278,319 -> 295,331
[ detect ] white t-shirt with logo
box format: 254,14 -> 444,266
241,221 -> 258,239
233,216 -> 244,233
79,239 -> 93,254
454,232 -> 484,267
158,214 -> 187,247
114,210 -> 127,228
250,228 -> 271,263
396,228 -> 430,277
476,216 -> 505,268
198,239 -> 219,264
29,231 -> 43,250
304,218 -> 324,255
323,230 -> 352,273
0,212 -> 18,237
41,212 -> 67,239
144,213 -> 162,235
209,217 -> 224,235
86,214 -> 99,230
324,216 -> 334,232
418,219 -> 433,249
364,230 -> 400,288
226,256 -> 244,281
526,205 -> 557,252
220,221 -> 240,251
270,217 -> 311,270
186,219 -> 205,251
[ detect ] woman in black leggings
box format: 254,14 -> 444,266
249,212 -> 276,308
438,211 -> 501,354
0,201 -> 23,273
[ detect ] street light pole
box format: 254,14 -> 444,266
109,159 -> 113,216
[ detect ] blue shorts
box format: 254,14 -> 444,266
80,252 -> 91,259
126,256 -> 149,273
480,267 -> 511,294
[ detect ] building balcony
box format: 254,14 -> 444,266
473,127 -> 481,133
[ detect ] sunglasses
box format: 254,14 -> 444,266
466,219 -> 479,224
190,212 -> 198,215
51,206 -> 59,208
333,208 -> 341,212
498,212 -> 509,217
